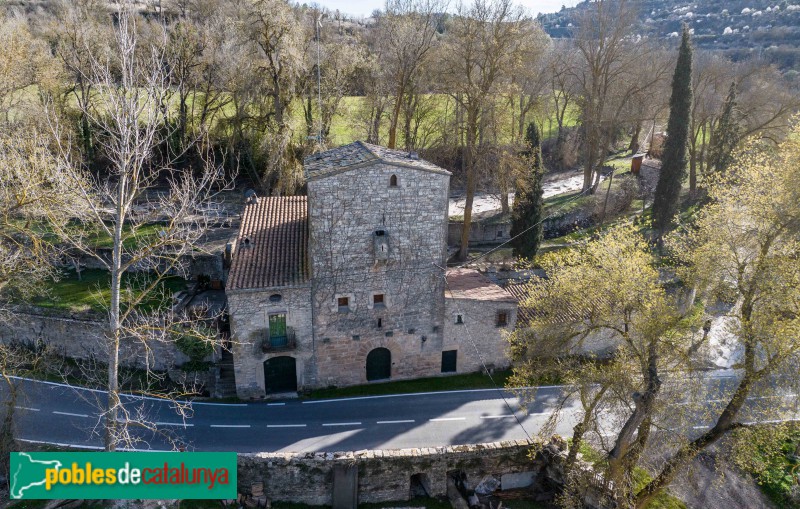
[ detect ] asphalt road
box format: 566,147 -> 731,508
2,373 -> 797,453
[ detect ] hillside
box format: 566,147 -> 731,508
539,0 -> 800,72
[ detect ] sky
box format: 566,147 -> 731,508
308,0 -> 582,18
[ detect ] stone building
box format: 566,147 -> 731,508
226,141 -> 517,399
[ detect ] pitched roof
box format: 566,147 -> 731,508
506,280 -> 612,325
445,268 -> 517,303
227,196 -> 309,290
303,141 -> 451,180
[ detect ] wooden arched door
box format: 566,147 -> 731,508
366,348 -> 391,381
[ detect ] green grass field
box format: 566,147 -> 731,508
30,268 -> 188,314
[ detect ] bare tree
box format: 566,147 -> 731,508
243,0 -> 305,193
378,0 -> 446,149
546,42 -> 581,169
47,5 -> 230,451
299,6 -> 366,147
571,0 -> 668,192
439,0 -> 544,261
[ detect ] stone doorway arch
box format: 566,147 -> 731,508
264,356 -> 297,393
366,348 -> 391,381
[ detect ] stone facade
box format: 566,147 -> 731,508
226,285 -> 313,399
307,160 -> 450,387
443,297 -> 516,374
226,142 -> 518,397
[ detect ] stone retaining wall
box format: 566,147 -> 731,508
237,438 -> 610,507
0,309 -> 191,371
238,439 -> 537,506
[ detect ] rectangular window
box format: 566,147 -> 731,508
441,350 -> 457,373
268,314 -> 288,347
496,311 -> 508,327
337,296 -> 349,312
373,293 -> 385,306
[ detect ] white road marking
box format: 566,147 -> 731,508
17,438 -> 104,450
18,438 -> 170,452
302,386 -> 552,404
210,424 -> 250,428
480,415 -> 515,419
267,424 -> 307,428
14,406 -> 40,412
322,422 -> 362,427
430,417 -> 466,422
692,425 -> 710,429
188,402 -> 248,407
53,411 -> 89,418
267,403 -> 286,406
155,422 -> 194,427
377,420 -> 415,424
8,375 -> 248,407
744,418 -> 800,425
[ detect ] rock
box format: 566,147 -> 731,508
467,494 -> 480,507
446,476 -> 470,509
474,475 -> 500,495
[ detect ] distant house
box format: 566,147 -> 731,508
448,210 -> 512,248
226,142 -> 517,399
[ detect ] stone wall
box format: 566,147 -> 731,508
442,298 -> 516,373
227,286 -> 314,399
237,439 -> 537,506
307,162 -> 450,387
447,217 -> 512,247
68,250 -> 224,282
0,309 -> 191,371
237,438 -> 611,507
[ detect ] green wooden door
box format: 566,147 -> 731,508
366,348 -> 391,381
264,356 -> 297,393
268,314 -> 287,347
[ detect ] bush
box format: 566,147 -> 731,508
176,327 -> 215,372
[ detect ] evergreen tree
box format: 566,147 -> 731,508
511,122 -> 545,259
707,82 -> 740,175
652,25 -> 693,234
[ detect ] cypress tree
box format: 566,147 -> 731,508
511,122 -> 545,259
707,82 -> 740,176
652,25 -> 693,234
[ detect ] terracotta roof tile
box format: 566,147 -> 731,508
445,268 -> 517,303
228,196 -> 309,290
506,280 -> 607,325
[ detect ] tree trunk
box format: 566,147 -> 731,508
628,122 -> 641,154
565,386 -> 608,475
583,128 -> 597,192
457,109 -> 479,262
608,337 -> 662,496
689,130 -> 697,193
635,295 -> 758,508
387,82 -> 405,149
105,181 -> 126,452
634,372 -> 753,508
0,376 -> 18,480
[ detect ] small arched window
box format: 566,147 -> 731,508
389,174 -> 398,187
